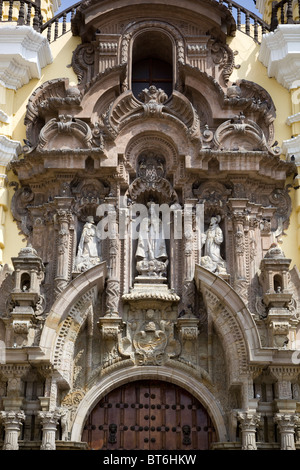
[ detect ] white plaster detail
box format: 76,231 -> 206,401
0,25 -> 53,90
51,0 -> 62,14
256,0 -> 266,16
259,24 -> 300,89
286,111 -> 300,125
282,135 -> 300,164
0,135 -> 21,166
0,109 -> 10,123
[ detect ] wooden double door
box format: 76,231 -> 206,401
82,380 -> 216,450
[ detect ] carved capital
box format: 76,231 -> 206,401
38,410 -> 61,451
0,410 -> 25,450
274,413 -> 300,450
237,411 -> 261,450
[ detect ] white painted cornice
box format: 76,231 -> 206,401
0,110 -> 10,123
51,0 -> 61,14
256,0 -> 266,16
0,25 -> 53,90
282,135 -> 300,164
286,112 -> 300,126
259,24 -> 300,90
0,135 -> 21,166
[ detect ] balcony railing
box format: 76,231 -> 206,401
40,2 -> 80,43
270,0 -> 300,31
218,0 -> 269,41
0,0 -> 42,31
0,0 -> 270,43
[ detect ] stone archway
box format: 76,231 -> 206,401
82,379 -> 217,450
70,365 -> 228,445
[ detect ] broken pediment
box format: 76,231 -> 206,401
213,115 -> 271,153
37,115 -> 93,152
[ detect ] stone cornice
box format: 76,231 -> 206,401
0,135 -> 21,167
0,25 -> 53,90
259,24 -> 300,90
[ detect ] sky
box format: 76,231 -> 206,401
57,0 -> 261,17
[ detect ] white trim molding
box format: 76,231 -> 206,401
51,0 -> 61,14
0,110 -> 10,123
282,134 -> 300,164
0,135 -> 21,166
0,25 -> 53,90
259,24 -> 300,90
286,111 -> 300,126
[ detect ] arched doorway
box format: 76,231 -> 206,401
82,380 -> 217,450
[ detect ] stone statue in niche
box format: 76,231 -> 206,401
201,215 -> 227,274
74,216 -> 102,272
135,202 -> 168,279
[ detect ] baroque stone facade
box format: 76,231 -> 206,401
0,0 -> 300,451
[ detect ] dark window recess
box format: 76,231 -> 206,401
132,58 -> 173,98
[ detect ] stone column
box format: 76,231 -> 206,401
38,410 -> 61,450
181,201 -> 197,315
237,411 -> 261,450
274,413 -> 299,450
0,410 -> 25,450
228,199 -> 248,293
105,201 -> 120,315
54,199 -> 73,295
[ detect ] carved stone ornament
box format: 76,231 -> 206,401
213,114 -> 270,152
119,308 -> 181,366
37,114 -> 93,152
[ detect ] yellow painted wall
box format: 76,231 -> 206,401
3,31 -> 80,267
229,31 -> 299,270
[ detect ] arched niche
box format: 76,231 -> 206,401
121,20 -> 183,93
123,131 -> 179,177
131,29 -> 174,98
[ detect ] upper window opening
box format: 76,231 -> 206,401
132,31 -> 173,99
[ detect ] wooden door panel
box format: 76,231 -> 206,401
82,380 -> 216,450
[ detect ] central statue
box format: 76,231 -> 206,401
135,202 -> 168,279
